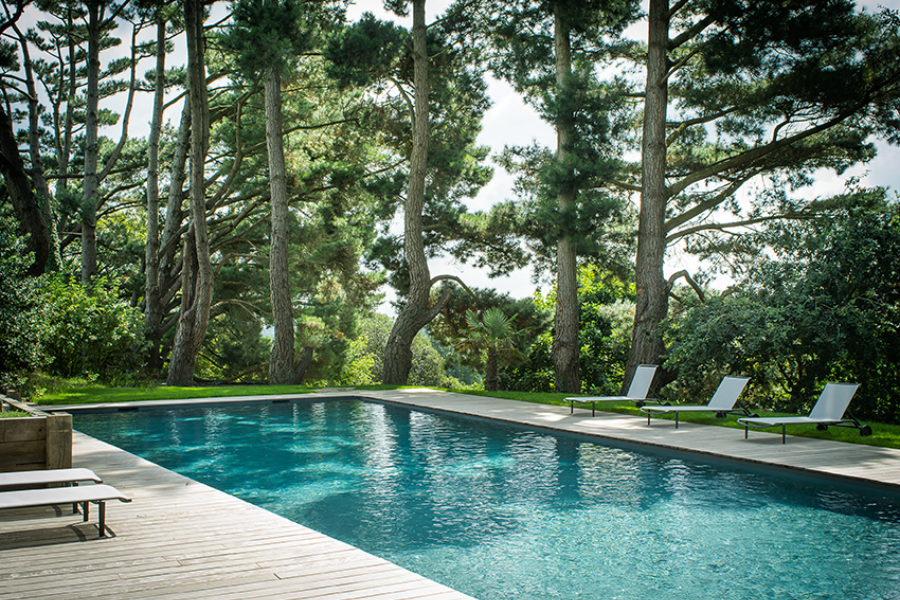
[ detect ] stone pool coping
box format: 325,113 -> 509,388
49,387 -> 900,493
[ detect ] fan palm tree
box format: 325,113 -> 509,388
463,307 -> 521,391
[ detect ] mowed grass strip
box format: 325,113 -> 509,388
30,383 -> 900,450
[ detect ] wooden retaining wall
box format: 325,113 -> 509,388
0,395 -> 71,472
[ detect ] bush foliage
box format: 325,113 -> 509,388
665,192 -> 900,423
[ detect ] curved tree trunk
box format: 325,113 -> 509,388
624,0 -> 670,393
550,5 -> 580,394
266,65 -> 297,385
167,0 -> 213,387
14,22 -> 57,274
383,0 -> 438,385
0,103 -> 50,277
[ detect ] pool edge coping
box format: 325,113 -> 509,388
49,388 -> 900,495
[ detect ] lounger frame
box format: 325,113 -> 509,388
640,376 -> 754,429
737,382 -> 872,444
0,481 -> 130,538
566,364 -> 660,416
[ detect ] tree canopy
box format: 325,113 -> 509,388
2,0 -> 899,423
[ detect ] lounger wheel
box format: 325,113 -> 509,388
860,425 -> 873,437
816,423 -> 828,431
635,401 -> 645,408
715,411 -> 725,419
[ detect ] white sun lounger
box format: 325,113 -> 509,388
0,484 -> 131,538
640,376 -> 752,428
566,364 -> 659,416
0,468 -> 104,516
737,382 -> 872,444
0,468 -> 102,489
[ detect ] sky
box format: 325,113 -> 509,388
18,0 -> 900,312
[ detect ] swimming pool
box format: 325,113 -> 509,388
75,399 -> 900,600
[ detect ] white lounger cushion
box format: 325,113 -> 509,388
737,382 -> 862,444
566,365 -> 660,415
739,383 -> 860,428
569,364 -> 658,402
639,376 -> 751,429
0,484 -> 130,511
0,468 -> 102,488
642,376 -> 751,414
0,483 -> 131,538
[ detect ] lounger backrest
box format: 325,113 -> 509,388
625,364 -> 658,399
706,376 -> 751,410
808,382 -> 860,420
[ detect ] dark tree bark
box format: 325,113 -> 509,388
266,63 -> 298,385
0,104 -> 50,277
383,0 -> 451,385
550,4 -> 580,394
623,0 -> 669,392
145,14 -> 167,375
167,0 -> 214,386
13,22 -> 57,273
484,348 -> 500,392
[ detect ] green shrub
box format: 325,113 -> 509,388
38,276 -> 148,379
0,219 -> 45,387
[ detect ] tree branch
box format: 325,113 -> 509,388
667,112 -> 854,198
667,269 -> 705,303
98,21 -> 141,182
665,175 -> 752,233
665,212 -> 816,244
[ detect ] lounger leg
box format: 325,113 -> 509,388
744,426 -> 748,439
82,500 -> 89,522
675,412 -> 679,429
591,402 -> 595,417
647,414 -> 651,426
569,401 -> 573,414
782,425 -> 786,444
98,501 -> 107,538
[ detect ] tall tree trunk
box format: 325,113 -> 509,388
145,14 -> 166,375
266,64 -> 297,384
383,0 -> 440,385
13,23 -> 57,274
484,348 -> 499,392
550,5 -> 580,394
624,0 -> 670,392
167,0 -> 213,386
54,6 -> 77,244
0,103 -> 49,277
58,6 -> 76,200
81,0 -> 101,285
160,98 -> 191,276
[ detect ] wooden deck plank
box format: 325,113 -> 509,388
2,389 -> 898,600
0,424 -> 477,600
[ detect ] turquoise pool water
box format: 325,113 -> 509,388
75,399 -> 900,600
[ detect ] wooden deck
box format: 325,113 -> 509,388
2,389 -> 899,599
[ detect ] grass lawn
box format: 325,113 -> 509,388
466,389 -> 900,450
35,383 -> 317,405
0,410 -> 31,418
31,382 -> 900,450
